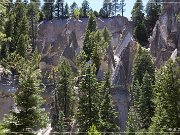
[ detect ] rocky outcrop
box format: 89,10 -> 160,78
36,16 -> 135,132
37,17 -> 133,71
150,0 -> 180,67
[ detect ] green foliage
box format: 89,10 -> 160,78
81,0 -> 90,18
70,2 -> 78,15
126,107 -> 141,135
100,73 -> 119,133
3,52 -> 48,134
73,9 -> 80,19
88,125 -> 101,135
43,0 -> 55,20
119,0 -> 126,16
131,0 -> 148,45
133,21 -> 148,46
28,0 -> 40,52
51,60 -> 75,132
99,0 -> 111,18
127,45 -> 155,132
139,72 -> 154,129
16,34 -> 29,57
56,111 -> 66,133
149,59 -> 180,133
64,3 -> 69,18
145,0 -> 161,37
132,46 -> 155,85
77,65 -> 102,132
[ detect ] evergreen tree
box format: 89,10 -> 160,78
5,10 -> 15,54
56,111 -> 66,133
77,65 -> 101,132
4,53 -> 48,134
100,73 -> 119,133
16,34 -> 29,57
139,72 -> 154,129
127,46 -> 155,132
70,2 -> 78,16
87,13 -> 97,33
51,60 -> 74,132
81,0 -> 90,18
112,0 -> 120,16
54,0 -> 64,18
119,0 -> 126,16
91,31 -> 104,74
131,0 -> 148,45
64,3 -> 69,18
28,0 -> 40,52
126,107 -> 141,135
145,0 -> 160,37
43,0 -> 54,20
88,125 -> 101,135
149,59 -> 180,133
0,0 -> 8,60
83,13 -> 97,61
16,14 -> 29,57
102,27 -> 111,44
132,46 -> 155,85
99,0 -> 111,18
133,21 -> 148,46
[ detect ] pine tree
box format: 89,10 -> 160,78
88,125 -> 101,135
112,0 -> 120,16
54,0 -> 64,18
5,9 -> 15,54
127,46 -> 155,132
119,0 -> 126,16
4,53 -> 48,134
77,65 -> 101,132
16,14 -> 29,57
99,0 -> 111,18
145,0 -> 160,37
87,13 -> 97,33
131,0 -> 148,46
43,0 -> 54,20
83,13 -> 97,61
102,27 -> 111,44
91,31 -> 104,74
100,73 -> 119,133
64,3 -> 69,18
56,111 -> 66,133
81,0 -> 90,18
139,72 -> 154,129
51,60 -> 74,132
0,0 -> 8,60
70,2 -> 78,15
132,46 -> 155,85
126,107 -> 141,135
149,59 -> 180,133
28,0 -> 40,52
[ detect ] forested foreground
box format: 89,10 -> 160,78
0,0 -> 180,134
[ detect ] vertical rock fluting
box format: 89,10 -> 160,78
150,0 -> 180,67
37,17 -> 136,132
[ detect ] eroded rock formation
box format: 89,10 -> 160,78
150,0 -> 180,67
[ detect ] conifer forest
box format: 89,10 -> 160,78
0,0 -> 179,134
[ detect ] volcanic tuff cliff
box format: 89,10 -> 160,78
150,0 -> 180,67
36,16 -> 134,132
1,1 -> 179,132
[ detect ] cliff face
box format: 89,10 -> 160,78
37,17 -> 133,71
150,0 -> 180,67
36,16 -> 134,131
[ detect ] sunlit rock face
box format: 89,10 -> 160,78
37,16 -> 133,70
150,0 -> 180,67
37,16 -> 134,131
